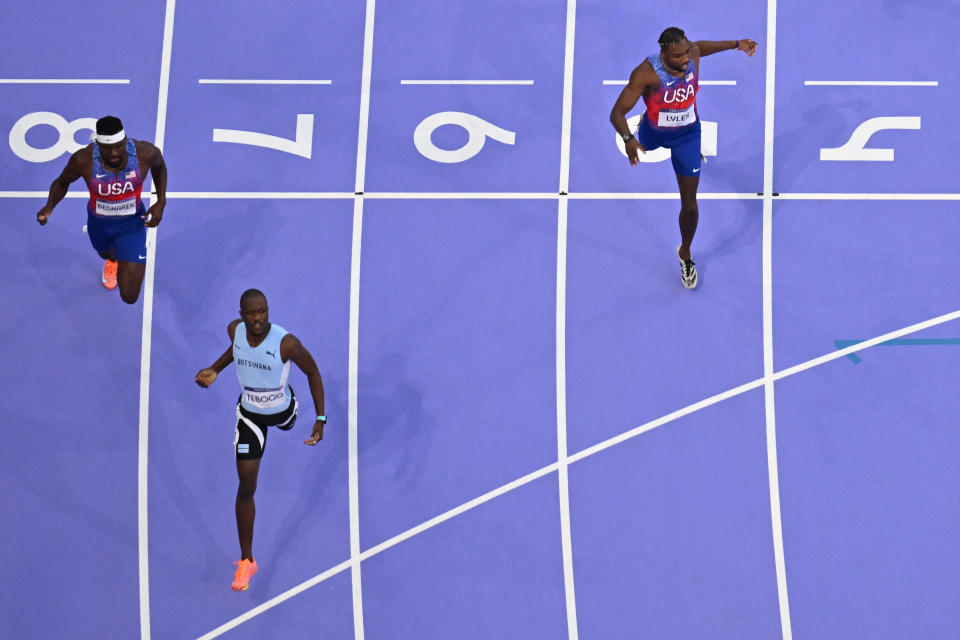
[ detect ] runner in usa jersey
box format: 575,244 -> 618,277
610,27 -> 757,290
36,115 -> 167,304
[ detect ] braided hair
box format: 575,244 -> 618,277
658,27 -> 687,49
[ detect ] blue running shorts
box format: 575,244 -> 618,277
636,116 -> 702,178
86,213 -> 147,264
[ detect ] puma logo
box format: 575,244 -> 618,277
266,350 -> 276,358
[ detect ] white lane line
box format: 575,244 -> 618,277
400,79 -> 534,85
0,78 -> 130,84
569,376 -> 766,464
354,1 -> 377,194
194,560 -> 354,640
555,199 -> 579,639
558,0 -> 576,195
762,2 -> 792,638
568,309 -> 960,463
804,80 -> 937,86
359,463 -> 561,560
139,2 -> 176,639
602,80 -> 736,85
5,191 -> 960,201
347,198 -> 365,640
198,462 -> 560,639
1,191 -> 95,198
164,192 -> 353,199
557,0 -> 579,636
198,79 -> 332,85
192,305 -> 960,638
775,193 -> 960,200
347,0 -> 377,636
774,308 -> 960,380
570,192 -> 761,200
365,192 -> 560,199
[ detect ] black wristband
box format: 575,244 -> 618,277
621,132 -> 635,143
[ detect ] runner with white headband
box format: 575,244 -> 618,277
36,115 -> 167,303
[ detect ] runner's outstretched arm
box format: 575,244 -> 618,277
196,319 -> 241,387
695,39 -> 757,57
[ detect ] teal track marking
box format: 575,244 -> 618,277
834,338 -> 960,363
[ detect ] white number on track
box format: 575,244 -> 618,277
9,111 -> 97,163
213,114 -> 315,159
414,111 -> 516,163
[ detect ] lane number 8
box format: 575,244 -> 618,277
9,111 -> 97,163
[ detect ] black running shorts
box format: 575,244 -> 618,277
234,388 -> 298,460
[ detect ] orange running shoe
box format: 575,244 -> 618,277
232,558 -> 258,591
102,259 -> 118,290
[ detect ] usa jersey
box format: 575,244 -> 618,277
87,139 -> 146,219
642,53 -> 699,132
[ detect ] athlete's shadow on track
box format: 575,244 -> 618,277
149,401 -> 235,584
255,353 -> 431,596
568,201 -> 761,285
353,353 -> 432,490
257,374 -> 348,596
777,99 -> 871,184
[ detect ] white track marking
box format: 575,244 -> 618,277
557,0 -> 576,196
6,191 -> 960,201
602,80 -> 736,85
366,192 -> 558,199
804,80 -> 937,86
139,2 -> 176,639
400,79 -> 534,85
354,0 -> 377,195
192,305 -> 960,637
198,79 -> 332,85
762,2 -> 792,638
1,191 -> 95,198
775,193 -> 960,200
569,192 -> 761,199
197,464 -> 560,638
347,199 -> 365,640
775,309 -> 960,380
556,0 -> 579,635
358,462 -> 561,559
555,199 -> 578,639
0,78 -> 130,84
346,0 -> 377,637
194,560 -> 354,640
567,377 -> 765,463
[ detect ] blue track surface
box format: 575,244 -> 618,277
3,1 -> 960,638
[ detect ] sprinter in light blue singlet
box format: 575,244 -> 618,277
195,288 -> 327,591
610,28 -> 757,290
36,115 -> 167,304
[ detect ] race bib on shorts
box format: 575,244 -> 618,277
243,386 -> 287,410
657,105 -> 697,128
95,197 -> 138,216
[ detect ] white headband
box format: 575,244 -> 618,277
90,130 -> 126,144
